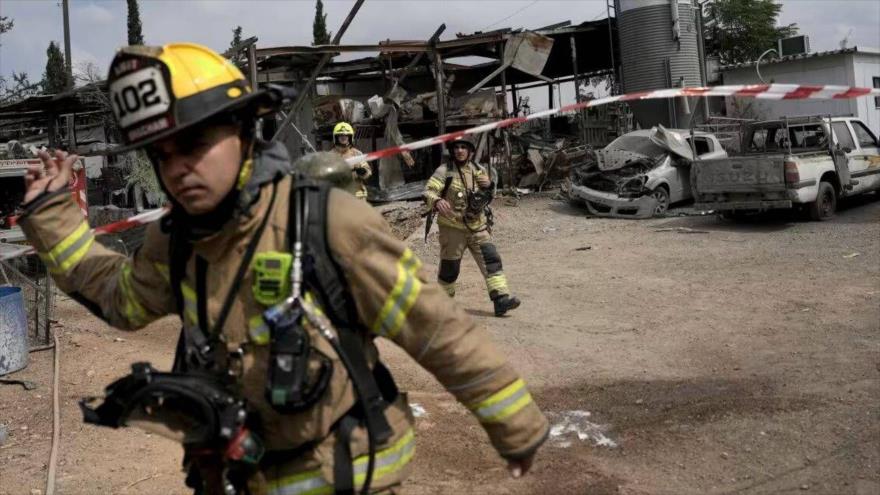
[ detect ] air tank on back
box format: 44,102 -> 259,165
616,0 -> 705,129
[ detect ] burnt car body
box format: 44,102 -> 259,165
570,127 -> 727,218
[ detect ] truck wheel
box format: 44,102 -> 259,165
651,186 -> 670,216
808,181 -> 837,221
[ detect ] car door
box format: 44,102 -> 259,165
847,120 -> 880,193
677,136 -> 726,201
830,121 -> 859,193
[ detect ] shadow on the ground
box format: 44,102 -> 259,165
534,376 -> 821,436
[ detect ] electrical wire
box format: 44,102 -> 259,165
480,0 -> 540,31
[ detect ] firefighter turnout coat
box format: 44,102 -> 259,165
18,142 -> 548,494
334,145 -> 372,201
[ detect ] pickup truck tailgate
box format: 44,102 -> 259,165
693,156 -> 787,193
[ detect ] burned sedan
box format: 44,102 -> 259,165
570,126 -> 727,218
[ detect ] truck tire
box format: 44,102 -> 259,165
808,181 -> 837,221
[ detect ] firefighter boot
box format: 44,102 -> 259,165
493,294 -> 521,317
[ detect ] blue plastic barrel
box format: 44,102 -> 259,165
0,286 -> 29,375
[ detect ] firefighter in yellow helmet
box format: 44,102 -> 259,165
18,43 -> 548,494
424,135 -> 521,316
331,121 -> 372,201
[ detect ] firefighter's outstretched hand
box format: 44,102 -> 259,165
24,150 -> 77,204
477,174 -> 491,189
434,199 -> 453,218
507,454 -> 535,478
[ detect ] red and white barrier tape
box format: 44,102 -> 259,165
2,83 -> 878,262
0,207 -> 169,261
344,83 -> 880,166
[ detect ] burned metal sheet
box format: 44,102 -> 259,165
649,125 -> 694,161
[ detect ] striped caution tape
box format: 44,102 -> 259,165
2,83 -> 878,262
343,83 -> 880,166
0,207 -> 169,261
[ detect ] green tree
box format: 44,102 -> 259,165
0,72 -> 42,105
312,0 -> 331,45
228,25 -> 244,64
127,0 -> 145,45
703,0 -> 798,65
42,41 -> 70,95
0,16 -> 13,37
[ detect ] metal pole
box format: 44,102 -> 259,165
247,43 -> 263,138
62,0 -> 75,151
499,42 -> 513,190
570,34 -> 588,145
511,84 -> 519,116
62,0 -> 72,89
272,0 -> 366,142
432,50 -> 446,134
608,0 -> 618,93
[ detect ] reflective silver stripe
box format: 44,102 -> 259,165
474,386 -> 530,422
354,435 -> 414,476
268,473 -> 329,495
50,230 -> 93,270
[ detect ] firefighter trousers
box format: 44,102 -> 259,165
437,225 -> 510,300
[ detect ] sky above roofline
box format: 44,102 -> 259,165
1,0 -> 878,93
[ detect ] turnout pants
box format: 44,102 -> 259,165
437,225 -> 510,300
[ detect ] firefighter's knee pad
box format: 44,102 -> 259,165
438,259 -> 461,283
480,243 -> 503,274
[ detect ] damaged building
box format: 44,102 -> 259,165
243,17 -> 626,198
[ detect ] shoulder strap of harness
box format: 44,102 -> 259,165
169,226 -> 193,373
289,179 -> 395,494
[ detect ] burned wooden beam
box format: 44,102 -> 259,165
272,0 -> 366,143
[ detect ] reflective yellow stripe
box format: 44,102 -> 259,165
371,249 -> 422,339
180,282 -> 198,326
248,315 -> 270,345
427,176 -> 444,190
267,469 -> 331,495
486,273 -> 508,293
154,262 -> 170,283
119,262 -> 148,326
40,221 -> 94,275
267,429 -> 416,495
469,379 -> 533,423
353,428 -> 415,485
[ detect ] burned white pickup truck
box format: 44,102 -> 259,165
691,116 -> 880,220
569,127 -> 727,218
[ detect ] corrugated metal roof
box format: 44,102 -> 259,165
720,46 -> 879,71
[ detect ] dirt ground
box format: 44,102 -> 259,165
2,193 -> 878,495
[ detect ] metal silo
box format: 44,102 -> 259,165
616,0 -> 705,128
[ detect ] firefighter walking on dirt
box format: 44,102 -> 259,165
424,136 -> 521,316
332,121 -> 372,201
17,43 -> 547,494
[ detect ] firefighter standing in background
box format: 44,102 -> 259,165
332,122 -> 372,201
18,43 -> 547,494
424,136 -> 522,316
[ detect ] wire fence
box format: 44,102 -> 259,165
0,253 -> 55,348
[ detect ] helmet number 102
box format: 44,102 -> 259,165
110,67 -> 171,128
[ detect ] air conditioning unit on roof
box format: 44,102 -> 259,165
778,35 -> 810,57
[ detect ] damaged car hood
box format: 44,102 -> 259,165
596,126 -> 694,171
649,125 -> 694,161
